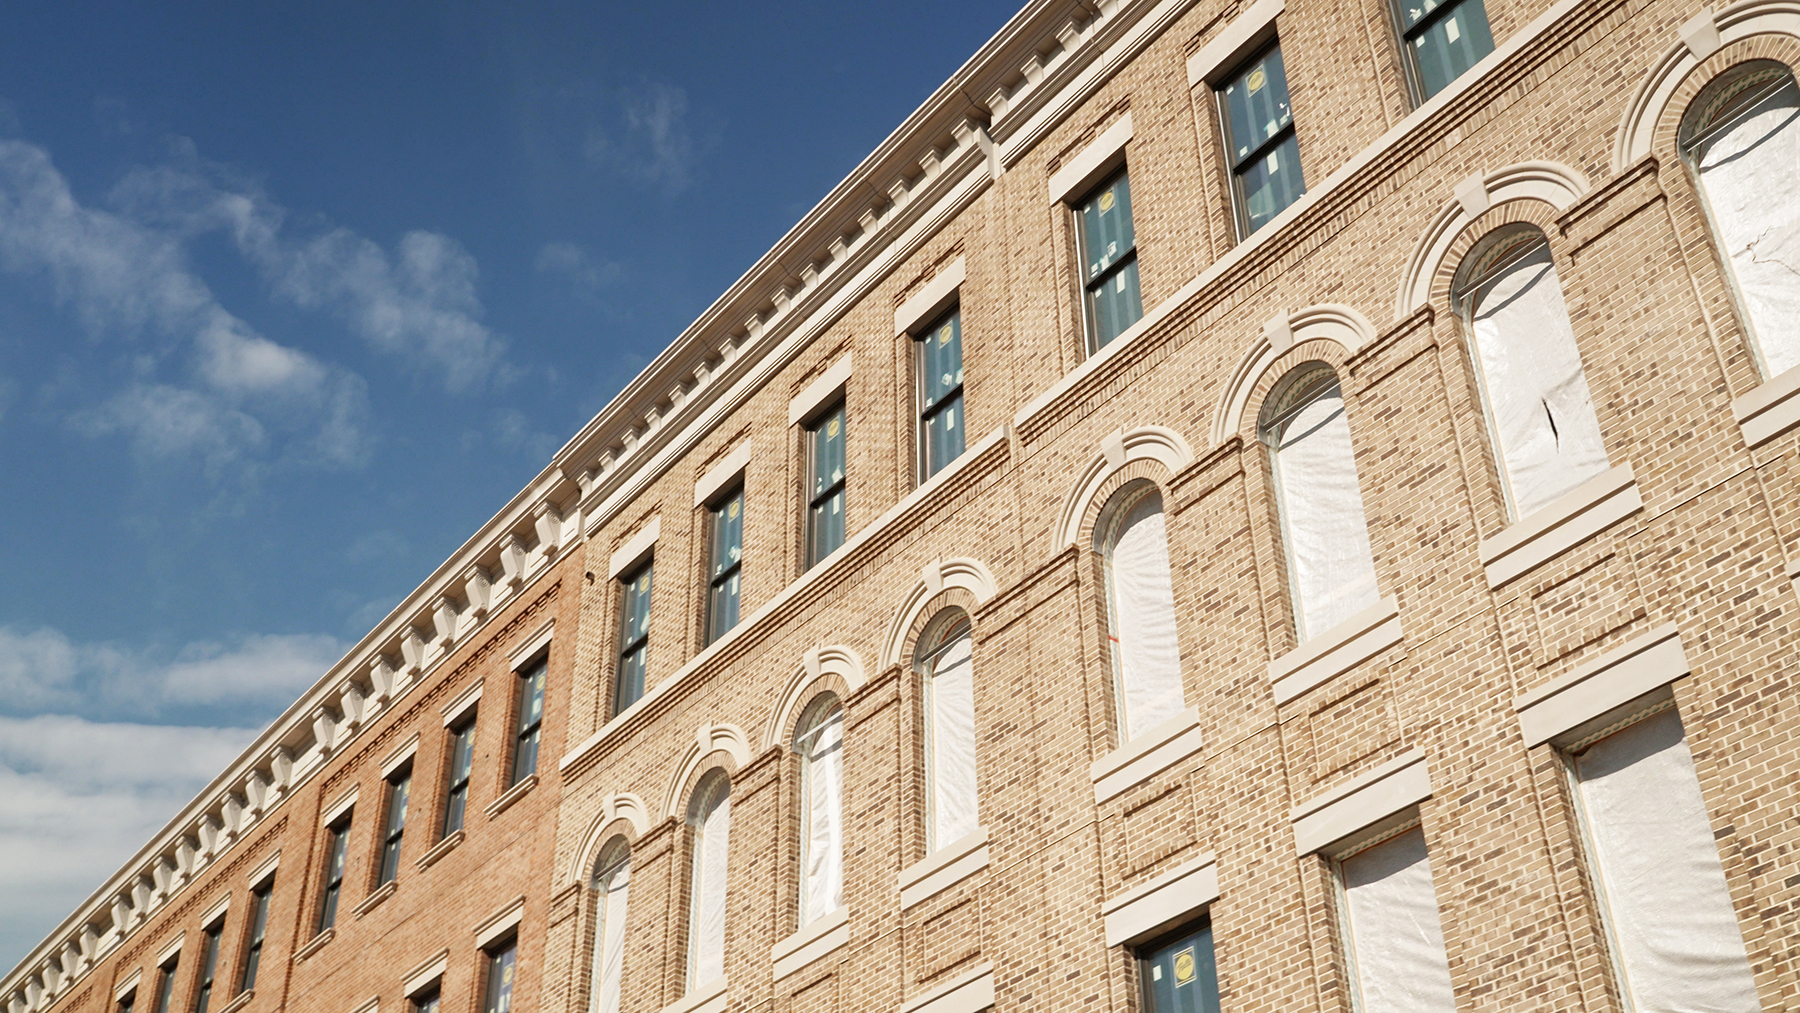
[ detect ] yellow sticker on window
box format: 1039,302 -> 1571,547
827,418 -> 840,438
727,500 -> 739,520
1247,67 -> 1266,92
938,324 -> 954,345
1174,948 -> 1196,986
1098,190 -> 1116,213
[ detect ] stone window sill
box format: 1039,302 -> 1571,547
1089,707 -> 1205,802
898,828 -> 990,910
214,991 -> 254,1013
416,829 -> 464,872
1101,853 -> 1219,947
352,880 -> 397,919
770,906 -> 848,981
1268,597 -> 1403,704
1290,749 -> 1431,856
485,773 -> 538,820
659,976 -> 727,1013
1479,463 -> 1642,588
292,927 -> 333,964
1733,362 -> 1800,448
1514,622 -> 1689,748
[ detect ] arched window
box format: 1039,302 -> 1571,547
1453,225 -> 1610,518
1099,483 -> 1186,741
685,770 -> 731,991
794,694 -> 844,925
917,614 -> 979,850
588,840 -> 631,1013
1681,61 -> 1800,379
1260,365 -> 1380,640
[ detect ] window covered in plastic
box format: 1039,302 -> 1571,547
795,695 -> 845,925
686,771 -> 732,991
916,308 -> 966,479
1681,61 -> 1800,379
1220,43 -> 1305,235
1454,227 -> 1609,519
1101,484 -> 1187,741
1337,825 -> 1456,1013
1077,169 -> 1144,349
918,615 -> 979,850
589,842 -> 631,1013
1393,0 -> 1494,99
1260,366 -> 1380,640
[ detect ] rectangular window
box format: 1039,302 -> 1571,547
483,941 -> 519,1013
1077,169 -> 1143,350
1337,825 -> 1456,1013
442,716 -> 476,837
805,402 -> 847,567
1393,0 -> 1494,100
511,658 -> 547,785
413,989 -> 441,1013
614,559 -> 653,715
317,816 -> 350,933
915,308 -> 965,480
118,990 -> 136,1013
1139,919 -> 1221,1013
1220,43 -> 1305,236
152,959 -> 178,1013
192,923 -> 221,1013
238,882 -> 271,993
378,768 -> 411,885
704,487 -> 744,645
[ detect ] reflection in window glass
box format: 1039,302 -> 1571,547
317,817 -> 350,932
238,882 -> 272,992
512,659 -> 547,785
442,716 -> 476,837
1078,170 -> 1144,349
1393,0 -> 1494,99
378,769 -> 411,885
1221,44 -> 1305,235
614,560 -> 653,714
193,923 -> 221,1013
806,404 -> 848,566
917,308 -> 965,479
706,488 -> 744,643
483,943 -> 517,1013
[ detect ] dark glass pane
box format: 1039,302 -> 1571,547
809,407 -> 846,500
708,569 -> 740,642
709,491 -> 743,580
380,774 -> 409,884
615,562 -> 652,712
1238,132 -> 1306,233
1223,46 -> 1294,168
240,887 -> 269,991
484,946 -> 518,1013
922,392 -> 965,478
119,994 -> 135,1013
443,721 -> 474,836
1080,172 -> 1137,285
1142,922 -> 1221,1013
195,927 -> 219,1013
809,487 -> 846,564
919,310 -> 963,409
153,962 -> 177,1013
1088,256 -> 1143,348
512,661 -> 546,781
1409,0 -> 1494,98
319,825 -> 347,930
807,407 -> 847,564
415,992 -> 440,1013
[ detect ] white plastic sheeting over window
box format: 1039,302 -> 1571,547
1465,241 -> 1610,518
589,852 -> 630,1013
1104,488 -> 1187,740
1691,72 -> 1800,379
923,624 -> 979,850
686,775 -> 731,990
796,697 -> 844,925
1264,372 -> 1380,640
1340,826 -> 1457,1013
1573,709 -> 1760,1013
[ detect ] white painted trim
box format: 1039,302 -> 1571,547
349,999 -> 379,1013
113,969 -> 142,1002
896,258 -> 967,336
199,893 -> 231,930
1268,597 -> 1404,704
1101,853 -> 1219,946
1479,463 -> 1642,588
246,850 -> 280,891
1733,362 -> 1800,448
401,950 -> 449,998
321,785 -> 358,828
770,906 -> 849,981
660,724 -> 754,820
1186,0 -> 1284,85
1515,623 -> 1690,747
381,734 -> 420,780
899,827 -> 992,909
879,557 -> 1002,669
508,618 -> 555,672
660,976 -> 728,1013
1047,112 -> 1134,204
1090,708 -> 1205,803
788,354 -> 854,426
472,896 -> 525,951
692,443 -> 752,507
1210,305 -> 1375,445
154,931 -> 184,969
608,518 -> 660,580
1055,425 -> 1198,548
1291,749 -> 1431,855
763,646 -> 868,752
900,962 -> 996,1013
442,678 -> 483,727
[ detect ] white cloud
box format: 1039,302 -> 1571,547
583,81 -> 700,192
536,241 -> 621,297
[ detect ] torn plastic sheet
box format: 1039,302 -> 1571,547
1107,491 -> 1187,741
1270,380 -> 1380,640
799,704 -> 844,924
591,856 -> 630,1013
1341,827 -> 1457,1013
927,632 -> 981,849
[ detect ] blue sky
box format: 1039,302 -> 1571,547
0,0 -> 1018,971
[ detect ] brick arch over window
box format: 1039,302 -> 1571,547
1394,161 -> 1591,319
1210,305 -> 1376,447
1054,425 -> 1196,547
879,558 -> 999,669
565,793 -> 652,888
763,646 -> 864,752
661,724 -> 751,821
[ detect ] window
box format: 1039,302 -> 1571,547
918,615 -> 979,850
413,990 -> 441,1013
1101,484 -> 1187,741
483,940 -> 518,1013
117,990 -> 136,1013
805,402 -> 848,567
511,657 -> 547,785
915,308 -> 965,479
795,695 -> 845,925
1569,706 -> 1760,1012
237,882 -> 272,993
589,844 -> 632,1013
1392,0 -> 1494,100
1336,825 -> 1456,1013
1139,919 -> 1222,1013
151,958 -> 177,1013
1680,61 -> 1800,379
442,716 -> 476,837
317,816 -> 350,933
614,560 -> 653,714
685,771 -> 732,991
378,767 -> 411,886
192,922 -> 221,1013
1259,365 -> 1381,641
1220,43 -> 1305,236
1076,169 -> 1144,349
705,487 -> 744,645
1453,226 -> 1609,519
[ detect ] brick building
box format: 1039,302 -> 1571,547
10,0 -> 1800,1010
